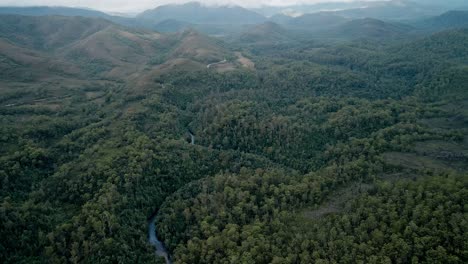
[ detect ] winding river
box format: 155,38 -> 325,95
189,132 -> 195,145
148,131 -> 195,263
148,214 -> 172,264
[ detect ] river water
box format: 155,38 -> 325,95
148,215 -> 172,264
189,132 -> 195,145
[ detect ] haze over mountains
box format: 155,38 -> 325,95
1,0 -> 467,37
138,2 -> 266,24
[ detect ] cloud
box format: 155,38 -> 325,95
0,0 -> 382,12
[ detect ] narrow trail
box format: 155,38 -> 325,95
206,59 -> 227,69
2,94 -> 72,107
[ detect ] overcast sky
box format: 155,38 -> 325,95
0,0 -> 381,13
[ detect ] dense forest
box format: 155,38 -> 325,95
0,3 -> 468,263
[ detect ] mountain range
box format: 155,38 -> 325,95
1,1 -> 467,32
0,2 -> 468,55
0,14 -> 238,87
138,2 -> 266,25
417,10 -> 468,31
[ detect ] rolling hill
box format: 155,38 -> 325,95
0,38 -> 80,81
237,22 -> 292,44
419,10 -> 468,31
396,28 -> 468,62
321,18 -> 413,40
168,29 -> 230,63
283,12 -> 349,31
153,19 -> 193,33
0,14 -> 236,81
0,6 -> 112,18
0,6 -> 152,31
0,15 -> 113,51
269,14 -> 294,25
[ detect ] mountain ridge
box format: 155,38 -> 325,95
138,1 -> 266,25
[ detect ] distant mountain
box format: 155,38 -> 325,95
0,15 -> 112,50
0,6 -> 142,30
138,2 -> 266,25
410,0 -> 468,8
334,1 -> 444,20
153,19 -> 193,33
253,0 -> 465,18
252,1 -> 373,17
0,6 -> 111,18
237,22 -> 292,44
0,14 -> 111,80
0,15 -> 163,79
322,18 -> 413,40
150,20 -> 243,37
284,12 -> 349,31
269,14 -> 294,25
419,10 -> 468,31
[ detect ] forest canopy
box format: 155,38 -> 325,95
0,7 -> 467,264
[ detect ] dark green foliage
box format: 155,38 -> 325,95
1,15 -> 467,264
158,172 -> 467,264
296,174 -> 468,264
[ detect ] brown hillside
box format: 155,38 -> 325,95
169,29 -> 228,63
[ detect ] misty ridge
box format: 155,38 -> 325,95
0,0 -> 467,264
1,1 -> 468,31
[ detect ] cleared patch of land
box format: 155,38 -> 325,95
414,140 -> 468,159
419,116 -> 467,130
303,182 -> 373,220
235,52 -> 255,70
382,151 -> 458,171
212,62 -> 236,73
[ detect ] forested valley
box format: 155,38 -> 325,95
0,2 -> 467,263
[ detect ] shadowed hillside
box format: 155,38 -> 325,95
321,18 -> 413,40
237,22 -> 292,44
0,15 -> 112,50
0,6 -> 112,18
284,12 -> 349,31
418,10 -> 468,31
396,28 -> 468,62
169,29 -> 230,63
153,19 -> 193,33
334,0 -> 443,20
